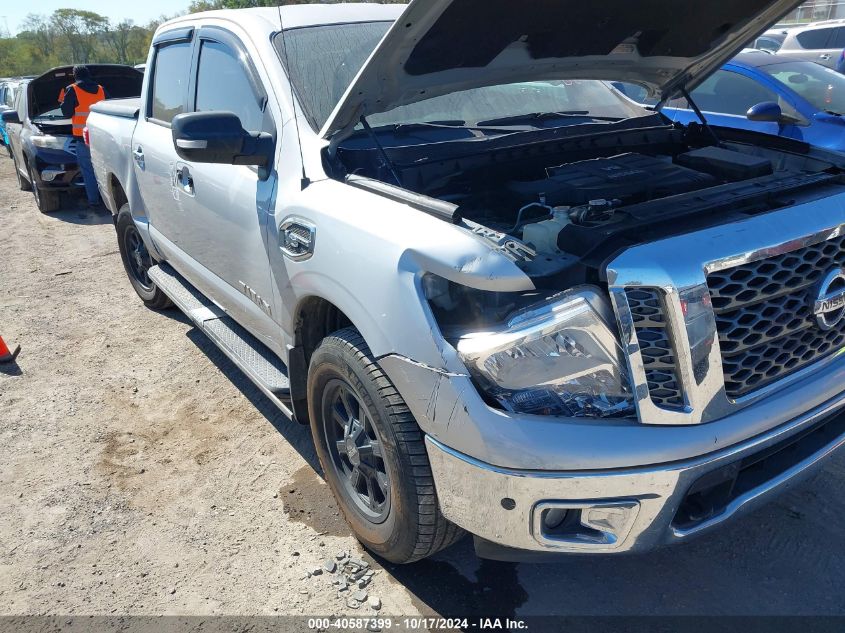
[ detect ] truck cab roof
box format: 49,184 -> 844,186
161,3 -> 406,33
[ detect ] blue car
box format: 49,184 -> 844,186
657,51 -> 845,151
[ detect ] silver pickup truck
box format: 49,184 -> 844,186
87,0 -> 845,563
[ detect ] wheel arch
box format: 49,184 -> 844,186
288,295 -> 356,425
107,172 -> 129,217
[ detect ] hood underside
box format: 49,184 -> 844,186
321,0 -> 804,139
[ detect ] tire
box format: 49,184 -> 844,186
307,327 -> 464,563
28,162 -> 60,212
13,154 -> 31,191
116,204 -> 172,309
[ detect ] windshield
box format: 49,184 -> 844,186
33,106 -> 66,121
278,21 -> 393,130
764,61 -> 845,115
278,21 -> 650,132
365,79 -> 648,129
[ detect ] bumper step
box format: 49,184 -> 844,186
148,263 -> 292,414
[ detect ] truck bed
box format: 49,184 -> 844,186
91,97 -> 140,119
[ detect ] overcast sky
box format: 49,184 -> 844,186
0,1 -> 192,34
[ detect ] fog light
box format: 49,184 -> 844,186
542,508 -> 569,529
533,500 -> 640,550
41,169 -> 63,182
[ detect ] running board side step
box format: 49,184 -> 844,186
148,263 -> 293,418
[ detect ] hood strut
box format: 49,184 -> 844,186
360,115 -> 403,187
679,87 -> 721,146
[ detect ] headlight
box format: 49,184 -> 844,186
454,286 -> 634,418
31,134 -> 69,150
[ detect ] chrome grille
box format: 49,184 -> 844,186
707,233 -> 845,399
625,288 -> 684,409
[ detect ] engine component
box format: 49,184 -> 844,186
571,198 -> 620,225
675,146 -> 773,181
522,206 -> 571,254
506,152 -> 717,207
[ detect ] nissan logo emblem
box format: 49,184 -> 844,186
814,267 -> 845,330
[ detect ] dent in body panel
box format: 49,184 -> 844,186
270,177 -> 534,371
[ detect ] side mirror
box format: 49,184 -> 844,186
171,111 -> 272,167
746,101 -> 787,123
1,110 -> 21,124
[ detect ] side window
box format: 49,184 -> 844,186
194,39 -> 266,132
755,37 -> 781,52
796,28 -> 833,49
830,28 -> 845,48
16,89 -> 26,120
689,70 -> 779,116
150,41 -> 192,124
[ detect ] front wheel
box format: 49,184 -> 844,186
28,162 -> 60,212
307,328 -> 464,563
116,204 -> 172,309
13,154 -> 31,191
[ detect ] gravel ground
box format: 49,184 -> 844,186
1,155 -> 844,621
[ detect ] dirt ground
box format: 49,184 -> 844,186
1,154 -> 844,621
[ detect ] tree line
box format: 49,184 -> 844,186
0,0 -> 406,78
0,9 -> 168,77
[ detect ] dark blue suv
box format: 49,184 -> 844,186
1,65 -> 142,212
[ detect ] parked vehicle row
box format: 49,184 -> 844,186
0,77 -> 33,157
777,19 -> 845,71
615,51 -> 845,151
82,0 -> 845,565
1,65 -> 142,212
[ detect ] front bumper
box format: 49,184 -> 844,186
28,146 -> 83,191
425,392 -> 845,555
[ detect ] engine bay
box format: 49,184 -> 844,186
333,123 -> 845,292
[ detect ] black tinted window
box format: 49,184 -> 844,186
796,28 -> 833,49
151,41 -> 192,123
755,36 -> 784,52
830,27 -> 845,48
687,70 -> 778,116
278,21 -> 391,129
195,40 -> 265,132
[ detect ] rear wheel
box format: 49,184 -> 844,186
308,328 -> 464,563
116,204 -> 172,309
28,162 -> 60,212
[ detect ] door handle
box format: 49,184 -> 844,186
819,54 -> 831,60
175,165 -> 194,195
132,145 -> 145,168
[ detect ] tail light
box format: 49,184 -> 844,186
82,126 -> 90,146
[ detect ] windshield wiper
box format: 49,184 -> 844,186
374,120 -> 520,134
477,111 -> 620,127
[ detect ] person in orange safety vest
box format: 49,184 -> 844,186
59,65 -> 108,208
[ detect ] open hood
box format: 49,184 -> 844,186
29,64 -> 143,118
321,0 -> 804,139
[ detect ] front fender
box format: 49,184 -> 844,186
278,178 -> 534,373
